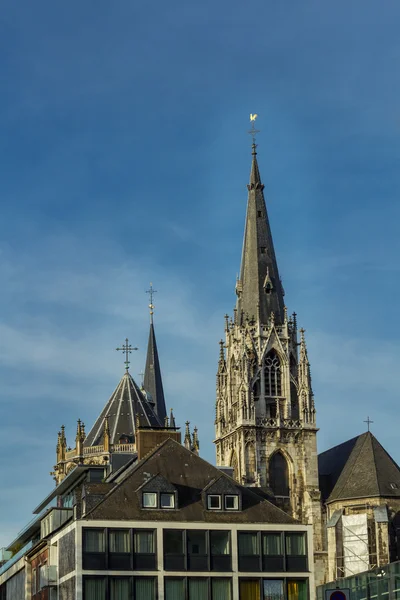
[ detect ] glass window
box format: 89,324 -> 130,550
135,578 -> 156,600
210,531 -> 230,555
161,493 -> 175,508
143,492 -> 157,508
83,529 -> 105,552
84,577 -> 106,600
286,534 -> 306,556
240,579 -> 261,600
265,351 -> 281,396
263,580 -> 284,600
164,530 -> 184,554
189,578 -> 208,599
263,534 -> 283,555
134,530 -> 155,554
165,578 -> 185,600
238,533 -> 260,556
110,577 -> 130,600
212,579 -> 232,600
208,495 -> 221,509
188,531 -> 207,555
287,580 -> 307,600
225,495 -> 239,510
109,530 -> 130,553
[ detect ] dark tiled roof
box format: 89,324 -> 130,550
84,372 -> 163,447
319,432 -> 400,503
143,323 -> 167,422
85,438 -> 297,524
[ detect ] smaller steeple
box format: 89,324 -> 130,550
169,408 -> 176,428
103,415 -> 111,453
192,426 -> 200,455
143,284 -> 167,421
76,419 -> 84,459
184,421 -> 192,450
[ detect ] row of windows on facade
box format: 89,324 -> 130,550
142,491 -> 239,511
83,528 -> 307,573
82,575 -> 308,600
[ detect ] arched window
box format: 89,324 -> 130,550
265,350 -> 282,397
269,452 -> 289,497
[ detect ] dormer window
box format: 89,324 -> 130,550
161,493 -> 175,509
143,492 -> 157,508
225,495 -> 239,510
208,495 -> 222,510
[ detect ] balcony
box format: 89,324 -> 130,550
39,565 -> 57,588
41,508 -> 73,539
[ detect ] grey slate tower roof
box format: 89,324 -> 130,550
237,144 -> 285,324
318,431 -> 400,503
84,371 -> 163,447
143,323 -> 167,422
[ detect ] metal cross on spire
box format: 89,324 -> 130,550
248,113 -> 260,151
364,416 -> 374,432
116,338 -> 138,371
146,282 -> 157,323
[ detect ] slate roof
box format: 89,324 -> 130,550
143,322 -> 167,422
318,432 -> 400,503
84,371 -> 163,447
85,437 -> 297,524
237,145 -> 285,324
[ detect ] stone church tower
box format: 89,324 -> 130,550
214,141 -> 326,577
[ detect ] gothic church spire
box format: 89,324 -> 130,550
143,316 -> 167,422
236,144 -> 284,324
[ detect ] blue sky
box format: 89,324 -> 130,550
1,0 -> 400,545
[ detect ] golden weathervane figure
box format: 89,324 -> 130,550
248,113 -> 260,146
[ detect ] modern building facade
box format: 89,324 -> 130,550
0,435 -> 315,600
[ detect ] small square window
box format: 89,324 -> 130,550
208,495 -> 222,510
161,493 -> 175,509
143,492 -> 157,508
260,247 -> 266,254
225,495 -> 239,510
258,210 -> 262,217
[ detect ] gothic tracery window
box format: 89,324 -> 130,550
265,350 -> 282,397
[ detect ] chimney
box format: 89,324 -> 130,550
136,425 -> 181,461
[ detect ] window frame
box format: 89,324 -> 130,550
163,529 -> 233,573
82,527 -> 157,571
238,577 -> 309,600
237,530 -> 309,573
164,576 -> 232,600
142,492 -> 158,509
160,492 -> 176,509
82,575 -> 157,600
207,494 -> 222,510
225,494 -> 239,510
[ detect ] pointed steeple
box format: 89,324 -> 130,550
84,371 -> 163,448
236,143 -> 285,324
143,287 -> 167,422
